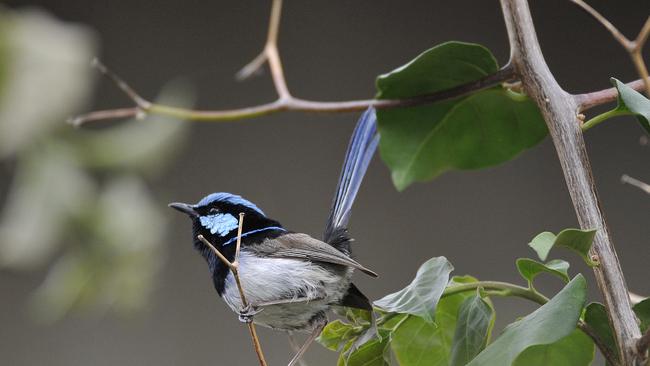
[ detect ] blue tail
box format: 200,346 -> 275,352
323,107 -> 379,245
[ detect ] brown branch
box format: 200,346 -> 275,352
570,1 -> 650,97
579,320 -> 620,366
637,328 -> 650,360
501,0 -> 642,364
197,213 -> 268,366
575,78 -> 648,111
69,63 -> 515,126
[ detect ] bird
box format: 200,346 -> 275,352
169,107 -> 379,365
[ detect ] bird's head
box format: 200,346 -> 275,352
169,192 -> 283,251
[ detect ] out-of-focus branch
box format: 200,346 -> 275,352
621,175 -> 650,194
570,0 -> 650,97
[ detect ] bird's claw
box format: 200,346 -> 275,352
238,304 -> 263,323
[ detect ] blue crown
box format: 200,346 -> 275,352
196,192 -> 265,216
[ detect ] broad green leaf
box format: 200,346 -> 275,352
374,257 -> 453,323
611,78 -> 650,134
516,258 -> 570,285
583,302 -> 618,362
467,275 -> 587,366
317,320 -> 357,351
583,299 -> 650,365
390,276 -> 478,366
450,294 -> 495,366
375,41 -> 547,190
633,298 -> 650,332
512,329 -> 594,366
528,228 -> 597,266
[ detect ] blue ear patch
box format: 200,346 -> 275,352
200,213 -> 239,236
197,192 -> 265,216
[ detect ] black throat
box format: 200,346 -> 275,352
191,215 -> 285,295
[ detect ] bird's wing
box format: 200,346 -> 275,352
256,233 -> 378,277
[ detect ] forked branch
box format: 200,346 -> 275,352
570,0 -> 650,97
69,0 -> 648,127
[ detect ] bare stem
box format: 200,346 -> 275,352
570,1 -> 650,98
197,213 -> 268,366
502,0 -> 642,364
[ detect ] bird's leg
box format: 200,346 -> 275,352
287,318 -> 327,366
238,295 -> 326,323
238,303 -> 265,323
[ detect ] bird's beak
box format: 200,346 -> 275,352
168,202 -> 199,218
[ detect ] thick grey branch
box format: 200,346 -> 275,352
500,0 -> 642,364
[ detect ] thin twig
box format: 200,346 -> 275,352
91,58 -> 150,109
197,213 -> 268,366
570,1 -> 650,97
621,174 -> 650,194
569,0 -> 634,49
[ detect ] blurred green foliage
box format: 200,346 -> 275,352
0,7 -> 192,321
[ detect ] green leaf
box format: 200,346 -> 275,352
373,257 -> 453,323
583,302 -> 618,363
528,228 -> 597,266
516,258 -> 570,285
339,336 -> 390,366
583,299 -> 650,365
318,320 -> 357,351
336,307 -> 372,327
512,329 -> 594,366
390,276 -> 478,366
611,78 -> 650,134
466,275 -> 587,366
633,298 -> 650,333
450,294 -> 495,366
375,41 -> 547,190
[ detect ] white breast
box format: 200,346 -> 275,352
221,251 -> 352,331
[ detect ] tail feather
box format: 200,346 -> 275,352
323,107 -> 379,244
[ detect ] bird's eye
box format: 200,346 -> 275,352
209,208 -> 219,214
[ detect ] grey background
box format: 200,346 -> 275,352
1,0 -> 648,365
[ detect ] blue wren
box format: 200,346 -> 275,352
169,108 -> 379,364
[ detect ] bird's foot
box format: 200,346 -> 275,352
238,304 -> 263,323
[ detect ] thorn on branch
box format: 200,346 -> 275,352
621,174 -> 650,194
236,51 -> 268,81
